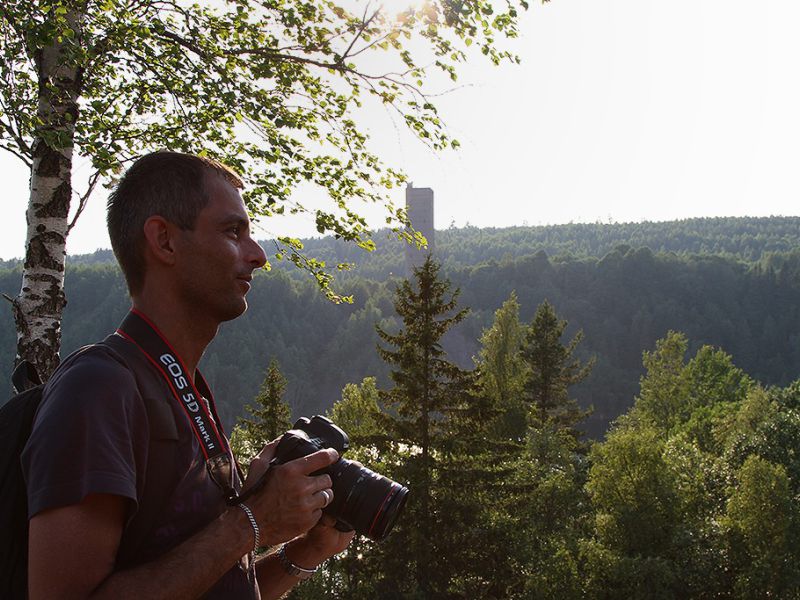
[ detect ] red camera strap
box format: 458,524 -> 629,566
115,309 -> 238,503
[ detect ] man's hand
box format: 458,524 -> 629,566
243,439 -> 338,546
247,446 -> 356,600
302,514 -> 357,559
274,514 -> 355,581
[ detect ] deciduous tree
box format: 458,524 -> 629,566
0,0 -> 530,377
475,290 -> 528,440
724,455 -> 797,597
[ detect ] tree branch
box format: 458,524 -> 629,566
0,4 -> 28,43
0,141 -> 32,168
68,169 -> 102,233
0,110 -> 32,154
339,4 -> 382,63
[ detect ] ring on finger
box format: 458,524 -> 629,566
319,489 -> 332,508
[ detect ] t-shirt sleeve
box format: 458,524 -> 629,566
21,348 -> 150,519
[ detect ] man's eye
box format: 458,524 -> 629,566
228,227 -> 240,238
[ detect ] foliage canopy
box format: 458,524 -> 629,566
1,0 -> 529,289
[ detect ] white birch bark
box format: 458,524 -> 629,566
12,17 -> 82,380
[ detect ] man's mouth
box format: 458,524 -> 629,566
237,275 -> 252,291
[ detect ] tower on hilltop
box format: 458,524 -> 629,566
405,183 -> 435,276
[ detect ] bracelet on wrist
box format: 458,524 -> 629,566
237,502 -> 260,553
277,543 -> 318,580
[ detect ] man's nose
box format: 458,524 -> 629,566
247,237 -> 267,269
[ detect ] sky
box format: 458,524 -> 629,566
2,0 -> 799,260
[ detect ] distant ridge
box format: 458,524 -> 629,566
3,215 -> 797,271
277,215 -> 800,280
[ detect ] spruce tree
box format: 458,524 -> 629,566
521,300 -> 593,437
374,256 -> 473,597
515,301 -> 594,596
231,358 -> 292,463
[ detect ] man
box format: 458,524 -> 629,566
21,152 -> 354,599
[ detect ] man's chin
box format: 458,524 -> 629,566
217,299 -> 248,323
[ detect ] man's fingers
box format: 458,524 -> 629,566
318,513 -> 337,528
246,438 -> 281,480
314,488 -> 334,510
256,437 -> 281,462
310,474 -> 333,492
290,448 -> 339,475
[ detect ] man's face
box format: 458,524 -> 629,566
173,173 -> 267,324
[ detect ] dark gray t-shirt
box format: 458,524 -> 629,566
21,343 -> 259,599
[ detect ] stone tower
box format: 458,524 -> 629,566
405,183 -> 435,276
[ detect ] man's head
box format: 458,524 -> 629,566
107,151 -> 244,295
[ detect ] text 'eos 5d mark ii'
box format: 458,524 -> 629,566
270,416 -> 409,542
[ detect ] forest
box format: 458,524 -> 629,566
2,216 -> 799,597
2,216 -> 798,436
232,255 -> 800,599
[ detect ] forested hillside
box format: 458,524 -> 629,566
288,215 -> 800,281
1,217 -> 799,436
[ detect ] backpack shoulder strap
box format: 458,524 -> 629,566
101,334 -> 179,440
11,360 -> 42,394
99,334 -> 180,567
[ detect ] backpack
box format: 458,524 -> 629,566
0,337 -> 179,599
0,361 -> 44,599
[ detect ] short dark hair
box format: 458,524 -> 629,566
107,151 -> 243,294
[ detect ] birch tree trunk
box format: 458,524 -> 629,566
12,21 -> 81,380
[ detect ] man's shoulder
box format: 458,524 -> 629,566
36,339 -> 156,426
36,337 -> 177,441
23,340 -> 153,521
47,341 -> 139,395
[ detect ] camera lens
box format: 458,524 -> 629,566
327,458 -> 409,542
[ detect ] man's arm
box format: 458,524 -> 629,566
28,493 -> 255,599
28,494 -> 125,600
27,447 -> 340,599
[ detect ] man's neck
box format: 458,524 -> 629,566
130,297 -> 218,380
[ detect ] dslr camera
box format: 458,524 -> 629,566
271,415 -> 408,542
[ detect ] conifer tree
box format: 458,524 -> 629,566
231,358 -> 292,463
374,255 -> 473,597
512,304 -> 595,599
521,300 -> 593,437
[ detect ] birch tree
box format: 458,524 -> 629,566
0,0 -> 530,378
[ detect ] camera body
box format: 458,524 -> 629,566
271,415 -> 350,464
271,415 -> 408,542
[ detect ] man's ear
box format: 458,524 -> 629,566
142,216 -> 178,266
